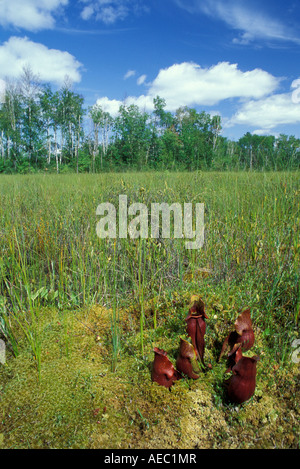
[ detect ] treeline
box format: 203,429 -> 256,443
0,67 -> 299,173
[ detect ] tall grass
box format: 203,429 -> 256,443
110,240 -> 120,372
0,171 -> 299,372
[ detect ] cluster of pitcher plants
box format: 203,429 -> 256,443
151,295 -> 259,404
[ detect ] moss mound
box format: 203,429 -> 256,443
0,294 -> 299,449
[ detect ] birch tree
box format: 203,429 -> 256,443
19,66 -> 43,162
89,104 -> 113,170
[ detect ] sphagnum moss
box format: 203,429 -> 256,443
0,292 -> 299,449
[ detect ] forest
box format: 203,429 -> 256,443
0,67 -> 299,173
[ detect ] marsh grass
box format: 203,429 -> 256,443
0,172 -> 299,359
0,170 -> 299,448
110,240 -> 120,372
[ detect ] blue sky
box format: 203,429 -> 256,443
0,0 -> 300,140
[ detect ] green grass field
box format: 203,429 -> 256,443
0,171 -> 299,448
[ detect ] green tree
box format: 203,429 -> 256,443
89,104 -> 113,171
175,107 -> 213,169
19,66 -> 44,164
58,79 -> 85,171
153,96 -> 174,132
238,133 -> 276,170
40,87 -> 62,172
275,134 -> 300,169
113,104 -> 150,169
1,80 -> 23,168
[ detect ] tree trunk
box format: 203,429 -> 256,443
0,130 -> 4,159
76,116 -> 80,174
47,119 -> 51,164
54,127 -> 59,173
94,122 -> 99,172
60,133 -> 64,165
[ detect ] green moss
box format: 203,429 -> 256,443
0,294 -> 299,449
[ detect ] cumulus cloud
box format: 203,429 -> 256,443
0,79 -> 6,103
95,94 -> 153,117
148,62 -> 279,110
95,96 -> 124,116
0,36 -> 83,85
174,0 -> 300,45
95,61 -> 280,119
227,93 -> 300,129
0,0 -> 68,31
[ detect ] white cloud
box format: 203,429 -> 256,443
96,4 -> 128,24
0,0 -> 68,31
148,62 -> 279,110
124,69 -> 136,80
291,79 -> 300,104
137,74 -> 147,85
0,79 -> 6,103
252,129 -> 274,136
95,94 -> 153,116
95,61 -> 280,116
79,0 -> 148,25
227,93 -> 300,129
0,36 -> 82,85
174,0 -> 300,45
81,5 -> 94,20
125,94 -> 153,111
95,96 -> 123,116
